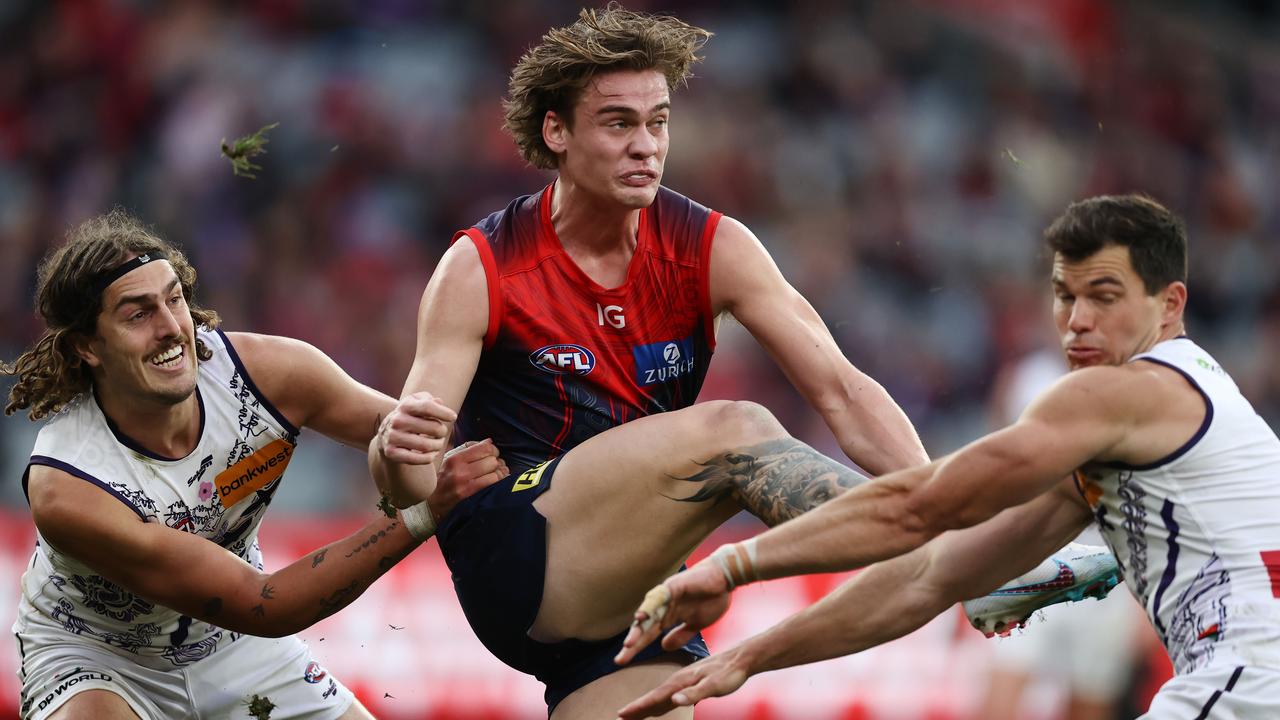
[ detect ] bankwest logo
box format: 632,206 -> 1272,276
529,344 -> 596,376
215,438 -> 294,507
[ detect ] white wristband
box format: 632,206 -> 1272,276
401,500 -> 436,541
710,538 -> 760,590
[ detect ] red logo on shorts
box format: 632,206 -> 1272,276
304,661 -> 327,684
1262,550 -> 1280,598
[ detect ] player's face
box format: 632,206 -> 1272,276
558,69 -> 670,208
1052,245 -> 1168,370
81,259 -> 199,407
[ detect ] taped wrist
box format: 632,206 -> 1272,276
710,538 -> 760,590
401,500 -> 437,541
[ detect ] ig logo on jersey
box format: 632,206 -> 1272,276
530,344 -> 596,376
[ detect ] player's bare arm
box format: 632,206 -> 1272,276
369,236 -> 488,507
618,486 -> 1092,718
708,217 -> 927,475
744,363 -> 1158,578
223,332 -> 391,448
28,465 -> 422,638
620,363 -> 1172,655
225,332 -> 505,517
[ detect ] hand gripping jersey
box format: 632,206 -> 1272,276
15,328 -> 298,669
453,183 -> 722,473
1074,338 -> 1280,675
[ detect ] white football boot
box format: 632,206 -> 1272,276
962,543 -> 1122,637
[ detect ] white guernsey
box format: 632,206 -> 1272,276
20,328 -> 295,666
1076,338 -> 1280,676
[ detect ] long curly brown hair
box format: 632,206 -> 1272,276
503,4 -> 712,170
2,209 -> 220,420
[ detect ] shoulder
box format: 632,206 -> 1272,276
1028,361 -> 1199,440
220,332 -> 318,373
1032,365 -> 1157,417
218,331 -> 327,409
708,216 -> 785,300
709,215 -> 772,268
426,235 -> 489,303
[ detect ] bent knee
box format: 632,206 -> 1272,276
701,400 -> 786,447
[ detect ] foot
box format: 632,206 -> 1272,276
962,543 -> 1121,637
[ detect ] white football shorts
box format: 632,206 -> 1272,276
16,620 -> 353,720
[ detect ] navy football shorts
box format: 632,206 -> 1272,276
437,455 -> 710,713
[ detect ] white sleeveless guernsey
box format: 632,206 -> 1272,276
1075,337 -> 1280,676
16,328 -> 299,669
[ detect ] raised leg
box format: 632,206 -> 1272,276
531,399 -> 866,642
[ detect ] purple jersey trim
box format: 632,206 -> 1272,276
1104,357 -> 1213,472
1192,665 -> 1244,720
1151,498 -> 1180,636
215,329 -> 301,436
97,387 -> 206,462
25,456 -> 147,521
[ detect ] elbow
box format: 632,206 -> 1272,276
898,490 -> 962,544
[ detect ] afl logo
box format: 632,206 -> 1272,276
530,344 -> 596,376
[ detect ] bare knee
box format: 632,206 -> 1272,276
700,400 -> 787,450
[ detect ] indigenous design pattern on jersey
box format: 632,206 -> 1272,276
17,328 -> 298,668
454,183 -> 721,473
1073,338 -> 1280,675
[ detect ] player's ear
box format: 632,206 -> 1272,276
1160,281 -> 1187,325
543,111 -> 569,155
68,330 -> 103,369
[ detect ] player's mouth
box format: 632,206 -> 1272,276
619,170 -> 657,187
1065,346 -> 1104,365
149,343 -> 186,369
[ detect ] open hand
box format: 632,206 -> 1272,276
614,555 -> 733,666
616,645 -> 752,719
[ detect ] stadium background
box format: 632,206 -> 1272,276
1,0 -> 1278,717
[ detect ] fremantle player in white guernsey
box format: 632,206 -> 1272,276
2,210 -> 505,720
615,194 -> 1280,719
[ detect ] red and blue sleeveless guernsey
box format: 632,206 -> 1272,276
452,183 -> 721,474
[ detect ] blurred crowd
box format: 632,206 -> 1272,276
2,0 -> 1279,512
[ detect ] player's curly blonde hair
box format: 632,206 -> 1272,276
503,3 -> 712,169
2,209 -> 220,420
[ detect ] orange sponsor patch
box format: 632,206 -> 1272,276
215,438 -> 294,507
1073,470 -> 1103,508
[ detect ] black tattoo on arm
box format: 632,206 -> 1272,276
343,521 -> 400,558
260,583 -> 276,600
313,580 -> 360,623
311,549 -> 328,568
672,438 -> 868,526
251,604 -> 265,617
202,597 -> 223,618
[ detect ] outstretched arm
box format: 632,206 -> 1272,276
709,217 -> 927,474
223,332 -> 505,519
617,484 -> 1093,718
29,465 -> 428,637
619,367 -> 1139,658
